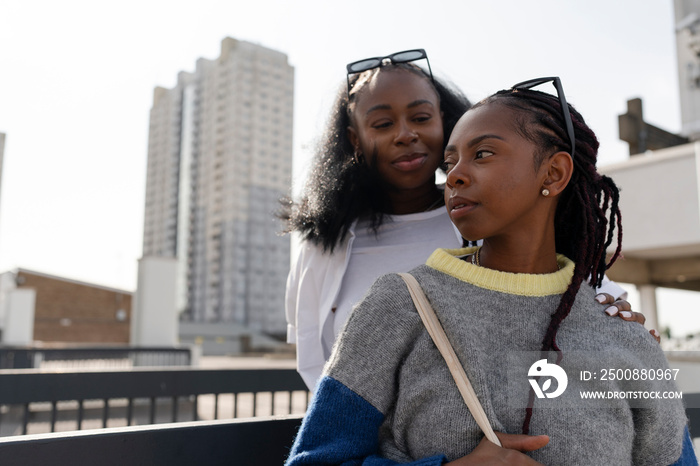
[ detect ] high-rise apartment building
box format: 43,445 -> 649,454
675,0 -> 700,139
142,38 -> 293,336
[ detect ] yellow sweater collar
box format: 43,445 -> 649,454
426,247 -> 575,297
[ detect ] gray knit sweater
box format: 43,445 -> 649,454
324,247 -> 687,465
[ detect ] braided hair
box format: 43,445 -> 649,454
475,87 -> 623,433
278,63 -> 471,252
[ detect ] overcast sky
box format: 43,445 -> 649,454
1,0 -> 697,336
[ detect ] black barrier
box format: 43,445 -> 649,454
0,368 -> 309,435
686,393 -> 700,440
0,414 -> 304,466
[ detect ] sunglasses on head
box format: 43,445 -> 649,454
511,77 -> 576,159
346,48 -> 434,98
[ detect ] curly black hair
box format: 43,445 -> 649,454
279,63 -> 471,252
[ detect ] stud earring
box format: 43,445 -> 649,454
541,188 -> 550,197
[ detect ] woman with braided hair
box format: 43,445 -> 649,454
286,78 -> 695,465
282,50 -> 647,393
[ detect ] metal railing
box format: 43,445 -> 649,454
0,368 -> 309,436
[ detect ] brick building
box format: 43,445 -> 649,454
0,269 -> 132,344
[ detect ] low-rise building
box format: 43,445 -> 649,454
0,268 -> 132,344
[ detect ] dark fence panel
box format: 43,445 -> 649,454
0,368 -> 306,402
686,393 -> 700,440
0,415 -> 304,466
0,368 -> 309,436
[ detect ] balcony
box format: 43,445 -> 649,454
601,142 -> 700,331
602,142 -> 700,291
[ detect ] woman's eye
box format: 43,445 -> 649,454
372,121 -> 392,129
475,150 -> 494,159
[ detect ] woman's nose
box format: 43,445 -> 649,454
394,121 -> 418,145
445,161 -> 470,188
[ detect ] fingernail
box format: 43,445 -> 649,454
605,306 -> 618,316
595,294 -> 606,304
620,311 -> 632,319
652,329 -> 660,337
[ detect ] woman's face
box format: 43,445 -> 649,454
348,69 -> 444,194
443,102 -> 550,242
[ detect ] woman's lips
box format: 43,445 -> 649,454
392,153 -> 427,171
448,196 -> 478,218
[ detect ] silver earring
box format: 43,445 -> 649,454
541,188 -> 550,197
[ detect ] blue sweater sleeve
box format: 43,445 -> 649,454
670,426 -> 698,465
286,376 -> 447,465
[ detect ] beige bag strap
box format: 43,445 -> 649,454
398,273 -> 501,447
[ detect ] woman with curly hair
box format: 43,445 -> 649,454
285,78 -> 695,465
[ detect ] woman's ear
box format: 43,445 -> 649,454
347,126 -> 359,150
542,151 -> 574,196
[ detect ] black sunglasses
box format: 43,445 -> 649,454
511,77 -> 576,159
346,49 -> 434,98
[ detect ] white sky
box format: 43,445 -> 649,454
0,0 -> 698,337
